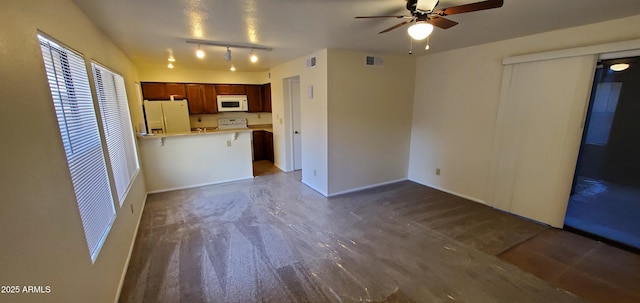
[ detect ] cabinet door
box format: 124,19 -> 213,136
202,84 -> 218,114
264,131 -> 274,162
245,85 -> 262,112
185,84 -> 204,114
215,84 -> 246,95
141,83 -> 167,100
262,83 -> 272,113
166,83 -> 186,99
253,130 -> 265,161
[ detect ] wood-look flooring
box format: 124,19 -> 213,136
119,170 -> 586,303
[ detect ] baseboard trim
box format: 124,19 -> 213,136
273,162 -> 291,173
301,179 -> 329,197
327,178 -> 408,197
146,176 -> 255,194
114,191 -> 148,303
408,178 -> 488,205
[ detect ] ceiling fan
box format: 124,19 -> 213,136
355,0 -> 504,40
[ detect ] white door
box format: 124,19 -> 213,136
162,100 -> 191,134
291,80 -> 302,170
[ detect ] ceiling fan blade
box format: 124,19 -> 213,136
355,15 -> 407,19
433,0 -> 503,16
427,16 -> 458,29
378,20 -> 411,34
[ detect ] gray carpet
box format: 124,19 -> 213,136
119,171 -> 583,303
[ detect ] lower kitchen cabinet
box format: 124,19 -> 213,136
252,130 -> 274,162
264,131 -> 274,162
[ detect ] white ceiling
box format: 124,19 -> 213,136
71,0 -> 640,72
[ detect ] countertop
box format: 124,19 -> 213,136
137,124 -> 273,140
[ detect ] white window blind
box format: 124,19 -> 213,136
91,63 -> 139,205
38,34 -> 115,262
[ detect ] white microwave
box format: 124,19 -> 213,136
217,95 -> 248,112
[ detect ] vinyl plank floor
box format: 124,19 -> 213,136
119,170 -> 585,303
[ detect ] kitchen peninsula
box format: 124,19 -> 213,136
138,129 -> 253,193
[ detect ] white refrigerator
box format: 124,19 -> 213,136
143,100 -> 191,134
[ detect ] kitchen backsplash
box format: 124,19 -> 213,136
189,112 -> 273,128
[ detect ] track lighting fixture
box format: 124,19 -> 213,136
196,45 -> 205,59
224,47 -> 232,61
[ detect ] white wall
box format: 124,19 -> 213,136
270,50 -> 329,195
327,50 -> 415,195
0,0 -> 147,302
139,132 -> 253,192
409,14 -> 640,206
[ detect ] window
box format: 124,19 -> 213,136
91,63 -> 140,205
38,34 -> 115,262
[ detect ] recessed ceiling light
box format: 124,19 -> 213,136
168,57 -> 176,62
610,63 -> 630,72
167,63 -> 174,69
230,65 -> 236,72
250,54 -> 258,63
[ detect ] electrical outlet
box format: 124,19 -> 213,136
436,168 -> 441,176
227,140 -> 232,147
130,204 -> 134,214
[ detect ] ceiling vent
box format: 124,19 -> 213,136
306,57 -> 317,68
365,56 -> 383,67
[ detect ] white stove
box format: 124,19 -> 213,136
217,117 -> 248,130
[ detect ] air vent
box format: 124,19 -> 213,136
306,57 -> 317,68
365,56 -> 383,66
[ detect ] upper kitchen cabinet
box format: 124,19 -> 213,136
186,84 -> 218,115
245,85 -> 263,113
215,84 -> 245,95
262,83 -> 272,113
202,85 -> 218,114
141,82 -> 186,100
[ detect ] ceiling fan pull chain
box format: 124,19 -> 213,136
409,37 -> 413,54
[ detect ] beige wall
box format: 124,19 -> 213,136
270,50 -> 329,194
409,14 -> 640,206
137,66 -> 269,84
0,0 -> 146,302
327,50 -> 415,195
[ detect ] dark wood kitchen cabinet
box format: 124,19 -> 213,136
245,85 -> 263,112
262,83 -> 272,113
252,130 -> 273,162
253,130 -> 265,161
141,82 -> 186,100
264,131 -> 274,162
215,84 -> 245,95
186,84 -> 218,114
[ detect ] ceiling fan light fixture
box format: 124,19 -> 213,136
407,22 -> 433,40
610,63 -> 630,72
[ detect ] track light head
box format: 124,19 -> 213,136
224,47 -> 232,61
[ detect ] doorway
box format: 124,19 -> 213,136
287,77 -> 302,171
565,56 -> 640,250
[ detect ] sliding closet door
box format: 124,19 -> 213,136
490,55 -> 597,227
